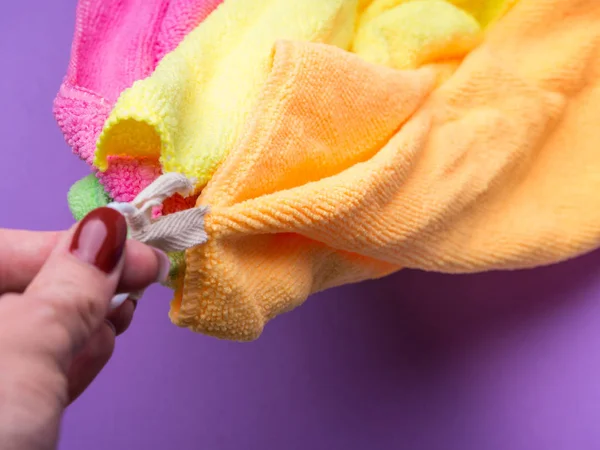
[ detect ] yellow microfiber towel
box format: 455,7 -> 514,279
449,0 -> 516,27
353,0 -> 483,70
167,0 -> 600,340
353,0 -> 516,73
94,0 -> 358,189
358,0 -> 515,29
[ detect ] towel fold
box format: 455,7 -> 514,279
170,0 -> 600,340
353,0 -> 516,77
353,0 -> 483,70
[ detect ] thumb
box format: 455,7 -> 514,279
20,207 -> 128,368
0,207 -> 133,448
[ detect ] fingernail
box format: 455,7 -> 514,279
104,319 -> 117,335
110,293 -> 129,310
153,248 -> 171,283
70,207 -> 128,273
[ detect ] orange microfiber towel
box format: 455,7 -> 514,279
167,0 -> 600,340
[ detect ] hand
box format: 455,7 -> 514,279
0,207 -> 170,450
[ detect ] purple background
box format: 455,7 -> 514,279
2,1 -> 600,449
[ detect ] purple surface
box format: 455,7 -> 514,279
2,1 -> 600,449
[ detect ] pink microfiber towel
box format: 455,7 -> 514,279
54,0 -> 222,202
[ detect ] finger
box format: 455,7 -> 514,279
67,321 -> 115,403
0,230 -> 60,293
118,243 -> 170,294
106,298 -> 136,336
68,297 -> 136,403
0,230 -> 169,294
24,207 -> 129,367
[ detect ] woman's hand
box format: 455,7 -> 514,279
0,207 -> 169,450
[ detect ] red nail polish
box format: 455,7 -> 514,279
70,207 -> 127,273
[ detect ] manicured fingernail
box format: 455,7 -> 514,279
70,207 -> 127,273
104,319 -> 117,335
110,293 -> 129,310
153,248 -> 171,283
